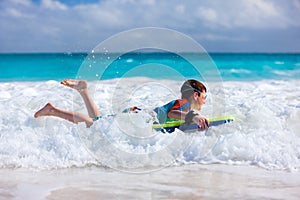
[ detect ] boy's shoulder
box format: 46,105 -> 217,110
170,98 -> 190,111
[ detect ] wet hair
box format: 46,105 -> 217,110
180,79 -> 206,99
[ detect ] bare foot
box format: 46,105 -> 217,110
86,121 -> 93,128
61,79 -> 88,93
34,103 -> 55,118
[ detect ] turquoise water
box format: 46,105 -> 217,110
0,53 -> 300,81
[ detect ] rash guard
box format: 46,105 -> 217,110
154,99 -> 190,123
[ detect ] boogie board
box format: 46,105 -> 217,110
152,116 -> 235,133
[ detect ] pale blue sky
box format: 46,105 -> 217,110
1,0 -> 299,52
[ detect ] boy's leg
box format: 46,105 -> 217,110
34,103 -> 93,127
61,80 -> 100,119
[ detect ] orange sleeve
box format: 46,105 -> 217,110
169,99 -> 190,112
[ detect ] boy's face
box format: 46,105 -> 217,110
195,91 -> 206,110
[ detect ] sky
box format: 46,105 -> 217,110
0,0 -> 300,53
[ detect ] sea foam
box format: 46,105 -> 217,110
0,79 -> 299,171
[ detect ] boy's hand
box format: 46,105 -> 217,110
192,115 -> 209,131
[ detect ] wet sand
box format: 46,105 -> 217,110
1,164 -> 300,200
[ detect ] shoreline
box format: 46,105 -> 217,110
1,164 -> 300,199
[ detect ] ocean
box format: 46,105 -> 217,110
1,53 -> 300,81
0,52 -> 300,199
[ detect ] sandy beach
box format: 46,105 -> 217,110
1,164 -> 300,200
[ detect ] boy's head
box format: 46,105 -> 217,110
180,79 -> 206,99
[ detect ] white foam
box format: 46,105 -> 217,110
0,79 -> 299,171
228,69 -> 252,74
275,61 -> 285,65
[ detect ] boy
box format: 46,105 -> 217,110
154,79 -> 209,131
34,79 -> 209,131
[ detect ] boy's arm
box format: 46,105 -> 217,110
167,110 -> 187,120
168,110 -> 209,131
